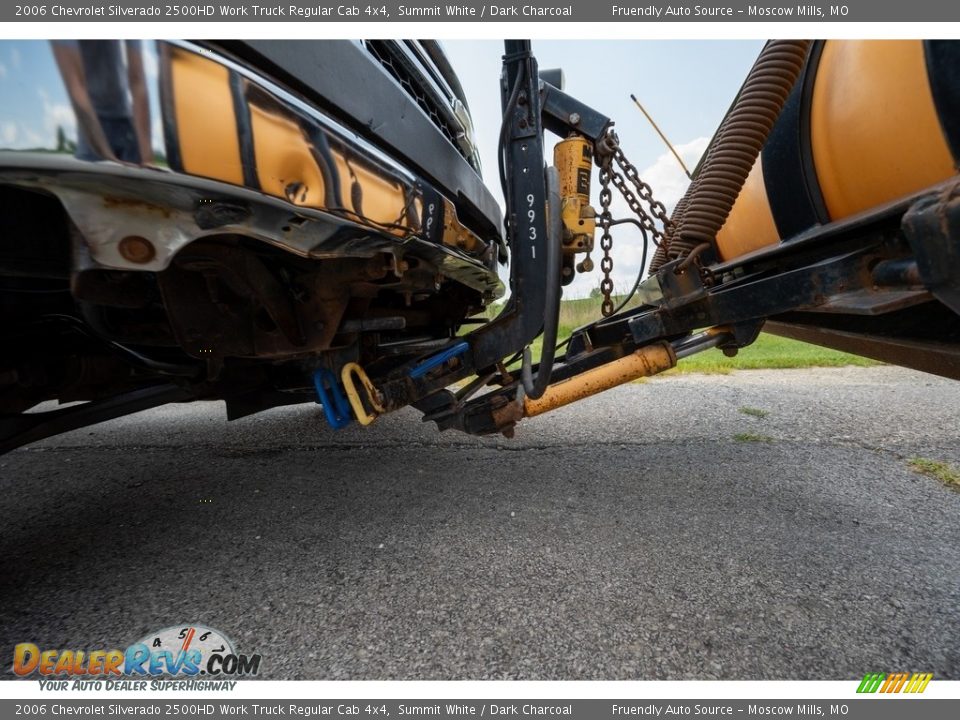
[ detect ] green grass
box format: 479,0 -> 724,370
739,406 -> 770,418
908,458 -> 960,488
484,295 -> 628,346
733,432 -> 775,443
671,332 -> 881,374
486,296 -> 882,374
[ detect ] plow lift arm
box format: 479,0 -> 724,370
337,39 -> 960,437
354,40 -> 741,435
357,40 -> 618,421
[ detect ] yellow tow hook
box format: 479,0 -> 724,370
341,363 -> 385,426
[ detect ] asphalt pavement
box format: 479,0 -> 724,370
1,365 -> 958,680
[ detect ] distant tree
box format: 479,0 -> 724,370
55,126 -> 75,153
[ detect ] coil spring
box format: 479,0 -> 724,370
651,40 -> 812,272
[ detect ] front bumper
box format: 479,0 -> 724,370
0,40 -> 503,299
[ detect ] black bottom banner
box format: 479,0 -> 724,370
3,699 -> 959,720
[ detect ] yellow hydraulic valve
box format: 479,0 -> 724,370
553,134 -> 597,283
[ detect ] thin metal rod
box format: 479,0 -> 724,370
672,329 -> 731,359
630,94 -> 692,180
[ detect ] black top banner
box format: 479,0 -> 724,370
5,0 -> 960,22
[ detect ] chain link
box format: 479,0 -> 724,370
613,146 -> 674,243
594,130 -> 673,317
597,166 -> 615,317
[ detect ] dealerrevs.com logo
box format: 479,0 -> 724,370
13,625 -> 261,683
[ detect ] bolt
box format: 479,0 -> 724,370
569,112 -> 581,125
117,235 -> 155,264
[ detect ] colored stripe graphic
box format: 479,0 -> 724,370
857,672 -> 932,693
905,673 -> 934,693
857,673 -> 886,693
888,673 -> 909,693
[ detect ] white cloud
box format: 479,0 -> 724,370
24,128 -> 45,147
1,121 -> 17,145
0,62 -> 7,79
635,136 -> 709,217
38,88 -> 76,141
10,47 -> 21,69
44,103 -> 74,132
0,123 -> 44,150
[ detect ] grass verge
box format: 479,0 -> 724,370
670,333 -> 880,374
908,458 -> 960,488
733,433 -> 775,443
489,296 -> 883,375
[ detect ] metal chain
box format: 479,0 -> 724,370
615,152 -> 674,242
594,130 -> 674,316
597,165 -> 615,317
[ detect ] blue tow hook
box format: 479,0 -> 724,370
408,341 -> 470,379
313,368 -> 352,429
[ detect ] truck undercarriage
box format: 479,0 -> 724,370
1,39 -> 958,452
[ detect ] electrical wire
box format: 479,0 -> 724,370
606,220 -> 650,317
543,217 -> 652,358
497,64 -> 526,232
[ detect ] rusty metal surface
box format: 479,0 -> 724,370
155,241 -> 372,361
803,288 -> 933,315
903,177 -> 960,315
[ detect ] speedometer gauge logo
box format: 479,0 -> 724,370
136,624 -> 236,664
126,624 -> 258,677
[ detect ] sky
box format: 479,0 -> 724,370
0,41 -> 164,153
442,40 -> 764,298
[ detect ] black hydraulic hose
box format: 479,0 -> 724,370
38,314 -> 204,380
497,66 -> 525,231
545,219 -> 649,358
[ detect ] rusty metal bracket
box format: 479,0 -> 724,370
902,179 -> 960,315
